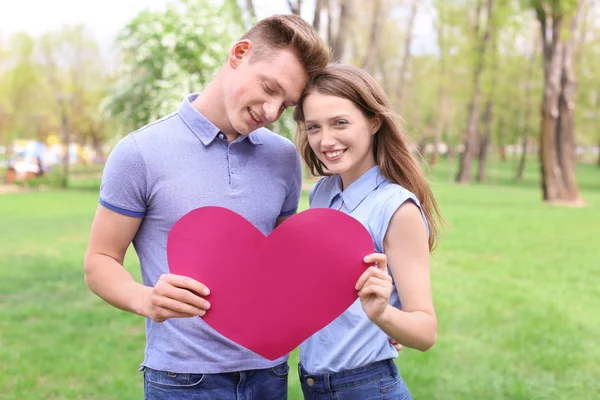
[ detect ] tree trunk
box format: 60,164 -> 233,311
361,0 -> 383,75
536,2 -> 585,204
516,123 -> 528,181
476,35 -> 498,183
456,0 -> 494,183
396,0 -> 419,111
446,136 -> 455,183
327,0 -> 334,46
477,100 -> 493,182
246,0 -> 257,21
515,37 -> 538,181
313,0 -> 323,31
328,0 -> 352,61
556,1 -> 585,202
431,1 -> 447,168
60,101 -> 70,189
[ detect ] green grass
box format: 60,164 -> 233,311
1,160 -> 599,399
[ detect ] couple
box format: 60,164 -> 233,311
83,14 -> 442,400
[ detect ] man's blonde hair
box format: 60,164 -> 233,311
240,14 -> 331,76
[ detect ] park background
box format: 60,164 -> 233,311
0,0 -> 599,399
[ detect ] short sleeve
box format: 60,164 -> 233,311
372,190 -> 429,252
308,177 -> 326,206
279,150 -> 303,217
99,134 -> 148,218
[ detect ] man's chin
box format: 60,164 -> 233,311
232,121 -> 253,135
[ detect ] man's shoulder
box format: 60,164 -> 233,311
253,127 -> 295,150
130,112 -> 181,143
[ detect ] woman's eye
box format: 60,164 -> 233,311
334,120 -> 348,126
306,124 -> 318,131
264,84 -> 274,94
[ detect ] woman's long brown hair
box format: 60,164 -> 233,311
293,63 -> 444,251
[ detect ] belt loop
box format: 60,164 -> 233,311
324,372 -> 333,394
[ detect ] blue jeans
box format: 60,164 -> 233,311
143,362 -> 289,400
299,359 -> 412,400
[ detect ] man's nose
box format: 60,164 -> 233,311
263,102 -> 280,123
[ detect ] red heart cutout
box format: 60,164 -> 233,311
167,206 -> 374,360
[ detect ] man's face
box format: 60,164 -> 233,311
223,45 -> 309,135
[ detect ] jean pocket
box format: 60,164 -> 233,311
268,362 -> 290,379
145,368 -> 205,389
377,373 -> 409,396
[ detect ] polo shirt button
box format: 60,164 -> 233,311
306,378 -> 315,386
231,169 -> 234,174
218,133 -> 225,139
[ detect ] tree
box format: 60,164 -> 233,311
39,25 -> 107,187
0,32 -> 44,161
361,0 -> 384,75
515,35 -> 540,181
106,0 -> 243,130
395,0 -> 419,111
456,0 -> 495,184
531,0 -> 585,204
325,0 -> 353,61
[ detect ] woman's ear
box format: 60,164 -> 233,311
228,40 -> 252,69
371,116 -> 383,135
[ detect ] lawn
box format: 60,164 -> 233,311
0,159 -> 599,399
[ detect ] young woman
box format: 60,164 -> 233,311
293,64 -> 443,400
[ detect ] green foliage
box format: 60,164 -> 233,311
38,25 -> 110,145
0,32 -> 44,142
105,0 -> 244,129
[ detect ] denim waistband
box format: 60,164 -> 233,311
298,359 -> 398,393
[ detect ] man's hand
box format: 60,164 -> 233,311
146,274 -> 212,322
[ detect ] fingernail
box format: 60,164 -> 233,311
202,288 -> 210,295
199,310 -> 206,316
204,302 -> 211,310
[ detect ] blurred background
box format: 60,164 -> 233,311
0,0 -> 599,399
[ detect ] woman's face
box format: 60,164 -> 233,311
302,92 -> 378,188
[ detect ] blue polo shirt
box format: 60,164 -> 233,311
99,93 -> 302,373
299,165 -> 428,373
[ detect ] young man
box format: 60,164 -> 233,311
83,15 -> 331,399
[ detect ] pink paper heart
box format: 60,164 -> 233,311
167,206 -> 373,360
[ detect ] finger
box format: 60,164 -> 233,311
153,296 -> 207,317
165,274 -> 211,296
355,266 -> 381,290
358,284 -> 392,300
363,253 -> 387,271
154,310 -> 205,322
166,286 -> 212,311
361,276 -> 392,291
356,268 -> 393,290
393,343 -> 403,351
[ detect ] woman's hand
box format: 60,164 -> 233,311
355,253 -> 393,323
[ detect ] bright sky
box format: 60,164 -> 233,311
0,0 -> 435,57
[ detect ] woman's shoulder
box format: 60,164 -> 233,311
375,180 -> 420,207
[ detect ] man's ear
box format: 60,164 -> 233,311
229,40 -> 252,69
371,116 -> 383,135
